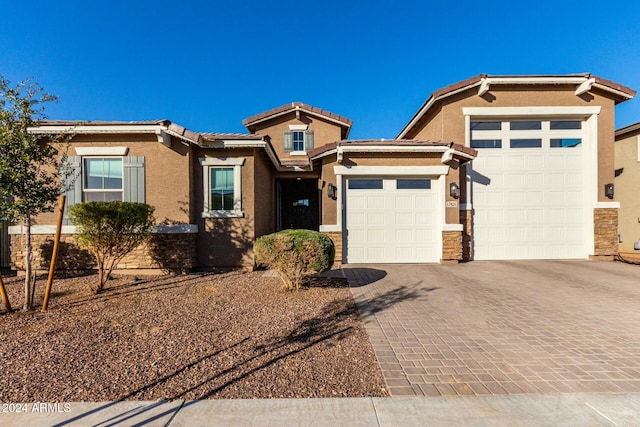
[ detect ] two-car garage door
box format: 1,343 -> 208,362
345,177 -> 440,263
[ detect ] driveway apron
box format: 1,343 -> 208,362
343,261 -> 640,397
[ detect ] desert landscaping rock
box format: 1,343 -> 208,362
0,271 -> 388,401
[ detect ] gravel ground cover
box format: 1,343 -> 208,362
0,271 -> 388,401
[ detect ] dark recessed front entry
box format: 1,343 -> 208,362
277,179 -> 319,231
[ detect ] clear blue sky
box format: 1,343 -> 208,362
2,0 -> 639,139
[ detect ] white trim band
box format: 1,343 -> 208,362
319,225 -> 341,232
595,202 -> 620,209
75,147 -> 129,156
333,165 -> 450,176
463,106 -> 601,116
442,224 -> 463,232
9,224 -> 199,235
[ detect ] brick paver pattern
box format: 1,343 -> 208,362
344,261 -> 640,397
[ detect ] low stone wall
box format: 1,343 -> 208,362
321,231 -> 343,268
11,232 -> 197,274
442,230 -> 462,263
593,208 -> 618,258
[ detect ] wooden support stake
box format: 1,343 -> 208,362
0,269 -> 11,313
42,195 -> 65,312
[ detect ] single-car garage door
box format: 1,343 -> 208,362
469,118 -> 587,260
345,177 -> 440,263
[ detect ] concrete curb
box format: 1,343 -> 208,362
1,394 -> 639,426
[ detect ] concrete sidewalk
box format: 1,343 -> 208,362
2,394 -> 639,426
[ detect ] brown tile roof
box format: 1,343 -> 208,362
308,139 -> 477,159
399,73 -> 636,138
38,119 -> 171,126
200,132 -> 263,141
615,122 -> 640,140
242,102 -> 353,128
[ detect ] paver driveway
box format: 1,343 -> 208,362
343,260 -> 640,397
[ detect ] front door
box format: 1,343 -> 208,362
277,179 -> 319,231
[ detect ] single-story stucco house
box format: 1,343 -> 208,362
7,73 -> 637,271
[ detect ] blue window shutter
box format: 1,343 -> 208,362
123,156 -> 145,203
304,130 -> 314,151
284,131 -> 293,152
61,156 -> 81,225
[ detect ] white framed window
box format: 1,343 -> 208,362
470,119 -> 583,149
284,126 -> 314,154
82,157 -> 124,201
200,157 -> 245,218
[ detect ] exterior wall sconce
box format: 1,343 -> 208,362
605,183 -> 614,199
327,183 -> 337,200
449,182 -> 460,199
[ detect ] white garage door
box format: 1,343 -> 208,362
469,119 -> 587,260
345,177 -> 439,263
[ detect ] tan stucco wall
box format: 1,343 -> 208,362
254,149 -> 275,238
194,147 -> 257,268
250,111 -> 343,160
408,85 -> 618,203
615,132 -> 640,253
36,134 -> 191,226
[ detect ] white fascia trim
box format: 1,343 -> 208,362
442,224 -> 463,232
334,165 -> 450,176
289,124 -> 308,131
478,79 -> 490,96
592,83 -> 635,100
338,145 -> 451,154
595,202 -> 621,209
75,147 -> 129,156
199,157 -> 246,166
9,225 -> 78,235
463,106 -> 602,117
29,125 -> 166,134
487,77 -> 588,85
575,78 -> 595,96
319,225 -> 341,232
248,107 -> 351,129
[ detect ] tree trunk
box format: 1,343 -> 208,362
23,216 -> 32,311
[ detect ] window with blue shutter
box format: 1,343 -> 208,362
61,156 -> 82,225
284,130 -> 314,152
61,155 -> 145,224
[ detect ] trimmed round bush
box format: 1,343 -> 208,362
254,229 -> 335,290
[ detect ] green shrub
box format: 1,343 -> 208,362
254,229 -> 335,290
70,201 -> 155,293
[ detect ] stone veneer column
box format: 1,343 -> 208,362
460,209 -> 473,261
592,208 -> 618,260
321,232 -> 342,268
441,231 -> 462,264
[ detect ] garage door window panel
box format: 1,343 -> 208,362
510,121 -> 541,130
396,179 -> 431,189
471,139 -> 502,149
510,139 -> 542,148
551,138 -> 582,148
348,179 -> 383,190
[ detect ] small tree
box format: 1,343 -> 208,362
254,229 -> 335,290
70,202 -> 155,293
0,76 -> 69,310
